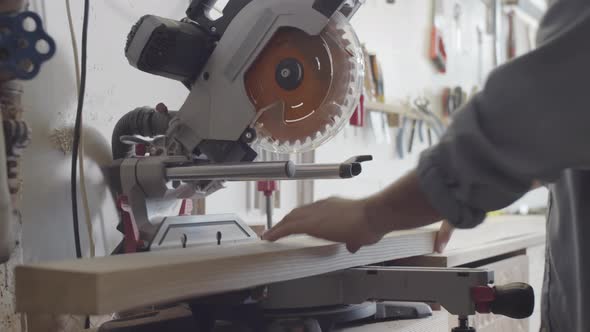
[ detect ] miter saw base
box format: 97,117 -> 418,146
99,302 -> 431,332
98,266 -> 533,332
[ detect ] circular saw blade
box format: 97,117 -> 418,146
245,27 -> 333,132
245,12 -> 364,153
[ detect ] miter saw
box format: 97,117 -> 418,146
103,1 -> 535,331
110,0 -> 369,253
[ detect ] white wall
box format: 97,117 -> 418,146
18,0 -> 547,263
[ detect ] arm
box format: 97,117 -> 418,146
264,5 -> 590,251
262,170 -> 442,253
364,170 -> 441,234
419,8 -> 590,229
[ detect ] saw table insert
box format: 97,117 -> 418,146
15,229 -> 436,315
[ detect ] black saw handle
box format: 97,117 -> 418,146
491,282 -> 535,319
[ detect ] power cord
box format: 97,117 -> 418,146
70,0 -> 90,261
69,0 -> 91,328
65,0 -> 95,259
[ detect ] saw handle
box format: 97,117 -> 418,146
473,282 -> 534,319
491,283 -> 535,319
186,0 -> 252,37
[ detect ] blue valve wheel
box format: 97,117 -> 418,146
0,11 -> 56,80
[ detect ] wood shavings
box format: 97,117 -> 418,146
50,127 -> 74,155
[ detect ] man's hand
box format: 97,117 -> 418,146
262,171 -> 445,253
261,197 -> 384,253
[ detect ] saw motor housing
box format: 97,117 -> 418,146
125,0 -> 365,158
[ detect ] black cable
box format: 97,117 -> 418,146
71,0 -> 90,260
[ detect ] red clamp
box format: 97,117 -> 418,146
117,195 -> 143,253
472,285 -> 496,314
257,181 -> 277,196
429,27 -> 447,73
179,199 -> 193,216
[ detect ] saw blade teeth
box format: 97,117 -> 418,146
250,12 -> 364,153
332,115 -> 341,126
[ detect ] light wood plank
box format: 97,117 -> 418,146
16,229 -> 436,315
396,215 -> 546,267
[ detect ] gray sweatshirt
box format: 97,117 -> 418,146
417,0 -> 590,331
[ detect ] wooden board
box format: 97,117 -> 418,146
395,215 -> 546,267
16,229 -> 436,315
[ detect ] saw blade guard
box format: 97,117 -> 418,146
245,12 -> 364,154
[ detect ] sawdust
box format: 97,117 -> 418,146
50,127 -> 74,155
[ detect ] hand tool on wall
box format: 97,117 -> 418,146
414,97 -> 445,138
369,54 -> 385,102
430,0 -> 447,73
362,45 -> 377,101
417,118 -> 434,147
417,119 -> 424,144
507,10 -> 516,60
476,25 -> 484,85
443,86 -> 465,117
407,118 -> 417,154
395,116 -> 409,159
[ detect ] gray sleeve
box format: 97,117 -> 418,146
417,10 -> 590,229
